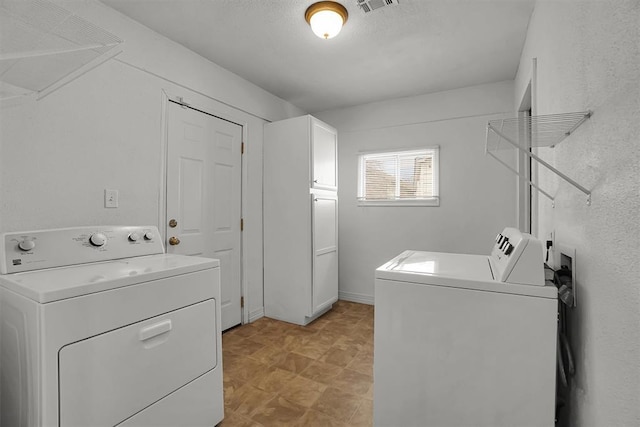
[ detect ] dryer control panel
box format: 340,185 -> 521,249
490,227 -> 545,286
0,226 -> 164,274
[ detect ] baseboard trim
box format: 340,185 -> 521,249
339,291 -> 374,305
248,307 -> 265,323
252,293 -> 373,322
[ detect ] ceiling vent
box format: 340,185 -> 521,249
356,0 -> 398,13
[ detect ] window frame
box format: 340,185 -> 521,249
357,146 -> 440,207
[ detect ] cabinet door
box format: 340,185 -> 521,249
312,194 -> 338,314
311,120 -> 337,191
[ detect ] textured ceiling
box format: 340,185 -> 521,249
101,0 -> 535,113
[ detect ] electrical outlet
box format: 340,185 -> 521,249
104,189 -> 119,208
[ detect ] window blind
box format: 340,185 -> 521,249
358,148 -> 438,202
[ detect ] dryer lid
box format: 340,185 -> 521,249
0,254 -> 218,303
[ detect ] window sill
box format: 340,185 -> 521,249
357,198 -> 440,207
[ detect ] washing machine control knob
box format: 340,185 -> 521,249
504,243 -> 514,255
89,233 -> 107,247
128,232 -> 140,242
144,232 -> 154,241
18,238 -> 36,251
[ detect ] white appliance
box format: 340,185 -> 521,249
0,226 -> 223,427
264,115 -> 338,325
374,227 -> 558,427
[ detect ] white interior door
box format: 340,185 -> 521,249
166,101 -> 242,331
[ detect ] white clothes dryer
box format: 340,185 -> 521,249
374,227 -> 558,427
0,226 -> 223,427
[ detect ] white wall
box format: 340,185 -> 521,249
0,0 -> 305,320
515,1 -> 640,425
315,81 -> 518,303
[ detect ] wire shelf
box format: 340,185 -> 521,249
485,111 -> 593,205
487,111 -> 592,150
0,0 -> 123,100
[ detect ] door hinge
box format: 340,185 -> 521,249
241,142 -> 245,154
240,296 -> 244,308
240,218 -> 244,231
175,96 -> 190,108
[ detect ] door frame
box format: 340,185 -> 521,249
159,89 -> 248,325
516,58 -> 538,235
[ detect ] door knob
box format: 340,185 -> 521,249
169,236 -> 180,246
169,219 -> 177,228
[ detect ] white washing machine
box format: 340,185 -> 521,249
374,227 -> 558,427
0,226 -> 223,427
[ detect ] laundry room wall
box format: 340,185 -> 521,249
515,1 -> 640,426
0,0 -> 305,321
315,80 -> 518,303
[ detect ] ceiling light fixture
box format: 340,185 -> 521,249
305,1 -> 348,40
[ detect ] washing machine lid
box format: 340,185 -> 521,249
376,250 -> 557,299
379,250 -> 494,281
0,254 -> 218,303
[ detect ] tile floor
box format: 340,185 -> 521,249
220,300 -> 374,426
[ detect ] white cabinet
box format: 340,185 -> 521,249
312,121 -> 338,190
312,193 -> 338,314
264,115 -> 338,325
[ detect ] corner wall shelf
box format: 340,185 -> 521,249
0,0 -> 123,102
486,111 -> 593,206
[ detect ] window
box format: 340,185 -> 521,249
357,147 -> 439,206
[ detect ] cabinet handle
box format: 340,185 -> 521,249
139,320 -> 172,341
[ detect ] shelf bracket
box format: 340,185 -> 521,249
486,150 -> 555,203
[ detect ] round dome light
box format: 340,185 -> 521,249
305,1 -> 348,40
